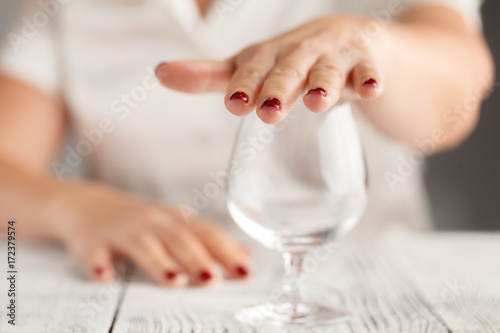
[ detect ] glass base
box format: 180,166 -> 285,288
235,301 -> 350,327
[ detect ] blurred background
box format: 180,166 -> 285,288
425,1 -> 500,230
0,1 -> 498,230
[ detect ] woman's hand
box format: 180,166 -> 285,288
156,8 -> 494,151
156,16 -> 386,124
47,181 -> 250,287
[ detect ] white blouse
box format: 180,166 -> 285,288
0,0 -> 482,233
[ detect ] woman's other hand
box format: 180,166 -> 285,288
48,181 -> 250,287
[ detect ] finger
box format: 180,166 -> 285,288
190,218 -> 251,279
224,49 -> 276,117
303,55 -> 349,113
155,60 -> 234,93
256,46 -> 319,124
113,232 -> 188,287
239,245 -> 252,257
160,222 -> 218,286
352,62 -> 383,99
83,247 -> 115,282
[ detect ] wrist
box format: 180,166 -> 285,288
43,180 -> 78,243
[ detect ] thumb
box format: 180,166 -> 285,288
155,59 -> 234,93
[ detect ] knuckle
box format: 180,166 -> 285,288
166,207 -> 191,224
272,63 -> 303,79
359,62 -> 376,71
313,64 -> 342,76
169,228 -> 193,245
240,43 -> 261,56
140,207 -> 168,225
200,225 -> 220,240
130,232 -> 151,248
294,38 -> 321,52
237,65 -> 265,81
198,222 -> 233,245
312,65 -> 344,85
247,42 -> 273,56
239,42 -> 274,62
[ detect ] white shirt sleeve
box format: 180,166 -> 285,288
0,1 -> 61,95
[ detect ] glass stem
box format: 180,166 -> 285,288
280,251 -> 308,304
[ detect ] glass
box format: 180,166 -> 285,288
226,102 -> 367,327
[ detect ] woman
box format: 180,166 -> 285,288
0,0 -> 494,287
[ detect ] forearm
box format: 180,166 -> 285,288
0,156 -> 60,240
357,6 -> 495,152
0,76 -> 70,239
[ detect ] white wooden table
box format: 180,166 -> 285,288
1,231 -> 499,333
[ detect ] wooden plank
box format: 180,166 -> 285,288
113,233 -> 467,332
309,237 -> 452,333
391,232 -> 500,333
0,238 -> 124,333
1,232 -> 498,332
110,243 -> 284,333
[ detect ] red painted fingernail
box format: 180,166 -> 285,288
261,98 -> 281,111
307,88 -> 326,97
235,265 -> 248,277
94,267 -> 104,276
165,271 -> 178,280
199,270 -> 212,281
363,78 -> 378,88
230,91 -> 249,103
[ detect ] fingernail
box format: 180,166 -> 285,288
94,267 -> 104,276
230,91 -> 249,103
363,78 -> 378,88
261,98 -> 281,111
235,265 -> 248,277
307,88 -> 326,97
199,270 -> 212,282
155,62 -> 168,77
165,270 -> 178,280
